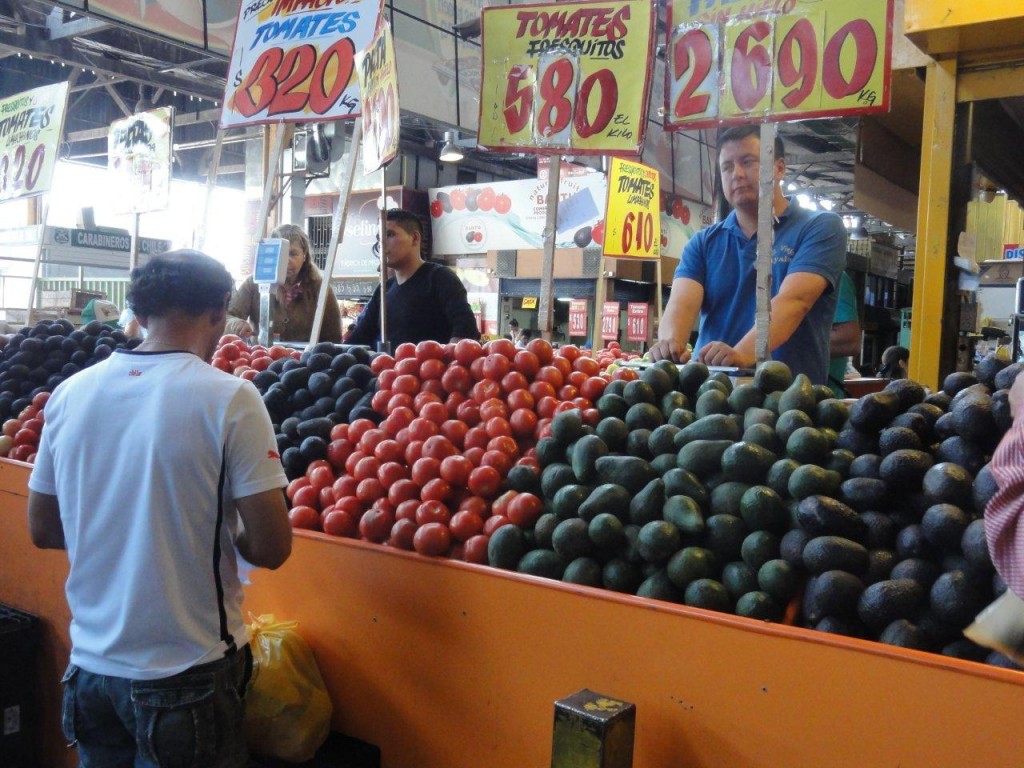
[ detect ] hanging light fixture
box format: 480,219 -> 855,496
439,130 -> 464,163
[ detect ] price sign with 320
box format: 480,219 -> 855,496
664,0 -> 893,129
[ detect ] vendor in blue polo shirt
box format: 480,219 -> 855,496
650,125 -> 847,385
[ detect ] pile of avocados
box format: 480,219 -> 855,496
0,318 -> 140,420
491,354 -> 1024,668
253,342 -> 382,479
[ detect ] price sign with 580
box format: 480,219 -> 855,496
666,3 -> 892,129
0,143 -> 47,200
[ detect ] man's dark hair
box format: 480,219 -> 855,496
386,208 -> 423,237
127,249 -> 233,317
717,124 -> 785,160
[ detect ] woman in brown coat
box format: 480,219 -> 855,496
226,224 -> 342,343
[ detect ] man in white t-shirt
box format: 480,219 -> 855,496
28,250 -> 292,768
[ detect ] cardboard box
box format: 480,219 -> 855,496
978,259 -> 1024,286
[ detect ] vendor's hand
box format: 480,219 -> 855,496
697,341 -> 752,368
1010,372 -> 1024,419
649,338 -> 692,364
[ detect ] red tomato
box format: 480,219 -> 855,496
455,400 -> 482,426
481,354 -> 511,381
395,357 -> 420,377
389,518 -> 418,550
454,338 -> 484,365
469,356 -> 487,380
572,397 -> 593,412
387,478 -> 421,505
468,465 -> 502,498
410,456 -> 442,485
416,340 -> 445,362
377,369 -> 398,390
329,423 -> 349,441
408,417 -> 440,442
553,400 -> 578,415
404,440 -> 425,465
500,371 -> 528,394
464,426 -> 490,450
288,506 -> 320,530
535,366 -> 565,390
485,417 -> 512,439
526,338 -> 554,364
449,510 -> 484,542
292,485 -> 320,510
359,428 -> 387,456
348,419 -> 377,445
419,358 -> 445,381
441,365 -> 472,394
464,447 -> 485,467
1,419 -> 20,438
582,408 -> 601,427
463,534 -> 490,564
308,465 -> 335,490
612,367 -> 639,382
459,495 -> 490,516
507,493 -> 544,528
353,456 -> 380,482
487,338 -> 517,360
440,455 -> 474,487
483,515 -> 510,535
516,456 -> 541,471
550,356 -> 573,379
239,369 -> 258,381
479,398 -> 509,422
372,498 -> 396,514
528,382 -> 556,403
219,334 -> 242,345
558,385 -> 579,401
509,408 -> 538,438
286,477 -> 311,501
580,377 -> 608,401
560,344 -> 581,362
377,460 -> 408,486
440,419 -> 469,448
536,396 -> 559,419
370,354 -> 395,374
481,450 -> 513,475
344,450 -> 366,476
395,342 -> 417,360
573,356 -> 600,376
421,379 -> 446,399
413,522 -> 451,557
356,478 -> 385,504
491,489 -> 518,519
395,499 -> 420,522
416,499 -> 451,526
359,507 -> 395,543
506,389 -> 535,412
422,435 -> 457,461
322,508 -> 358,538
371,389 -> 392,412
419,401 -> 448,426
333,476 -> 359,500
391,374 -> 418,397
420,477 -> 453,502
567,371 -> 588,389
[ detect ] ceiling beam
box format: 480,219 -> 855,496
45,7 -> 111,41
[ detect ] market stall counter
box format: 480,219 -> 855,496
1,458 -> 1023,768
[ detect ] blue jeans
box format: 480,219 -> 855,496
60,647 -> 252,768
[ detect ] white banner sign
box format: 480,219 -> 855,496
220,0 -> 384,128
108,107 -> 174,214
356,21 -> 400,173
429,172 -> 607,254
0,82 -> 69,203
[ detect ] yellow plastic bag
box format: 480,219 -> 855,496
245,614 -> 333,762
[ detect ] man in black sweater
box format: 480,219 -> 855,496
345,208 -> 480,348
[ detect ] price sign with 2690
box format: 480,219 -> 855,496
665,0 -> 893,129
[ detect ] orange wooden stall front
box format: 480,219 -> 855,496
2,459 -> 1024,767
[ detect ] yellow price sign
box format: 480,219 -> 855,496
477,0 -> 656,155
356,21 -> 400,173
665,0 -> 893,129
522,296 -> 538,308
602,157 -> 660,260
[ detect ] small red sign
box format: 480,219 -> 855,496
626,303 -> 649,342
568,300 -> 588,337
601,302 -> 619,341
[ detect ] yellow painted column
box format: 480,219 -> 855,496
909,58 -> 957,390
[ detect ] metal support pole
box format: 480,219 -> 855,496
754,122 -> 776,365
538,156 -> 561,342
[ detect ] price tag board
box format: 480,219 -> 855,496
665,0 -> 893,129
220,0 -> 383,128
601,301 -> 619,340
253,238 -> 289,284
478,0 -> 656,155
356,20 -> 400,173
568,299 -> 588,336
603,157 -> 660,259
108,107 -> 174,214
626,302 -> 649,342
0,81 -> 69,203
